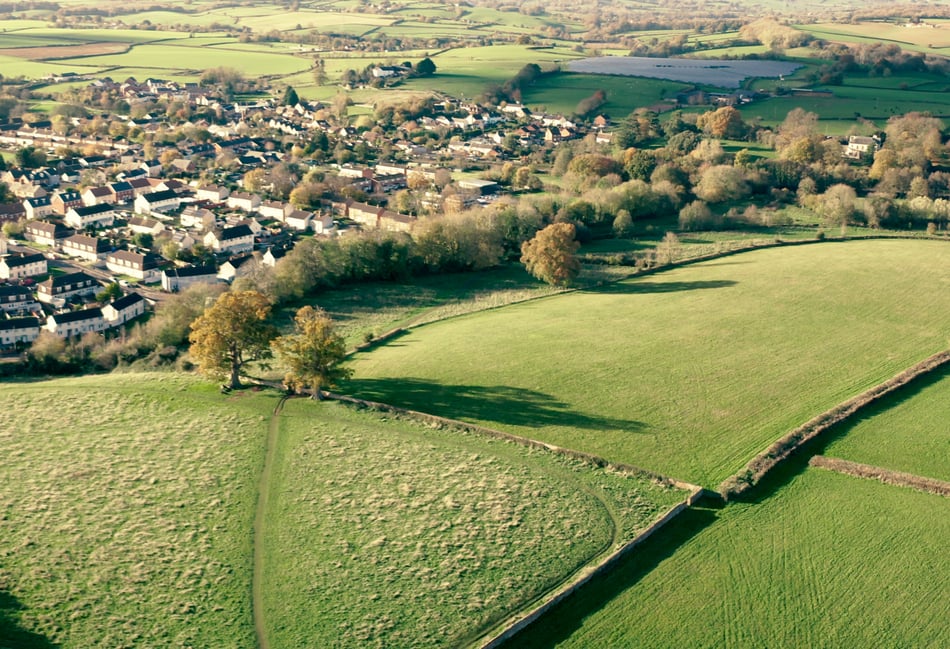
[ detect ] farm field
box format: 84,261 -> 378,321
519,72 -> 689,117
0,373 -> 269,648
821,366 -> 950,482
566,56 -> 802,89
511,467 -> 950,648
262,398 -> 687,647
343,240 -> 950,487
801,21 -> 950,54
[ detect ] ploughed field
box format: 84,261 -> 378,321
344,239 -> 950,487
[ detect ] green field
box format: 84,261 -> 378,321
821,366 -> 950,482
263,398 -> 686,647
0,372 -> 689,647
512,467 -> 950,648
0,373 -> 268,647
343,240 -> 950,487
520,72 -> 688,117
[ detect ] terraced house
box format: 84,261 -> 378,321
0,252 -> 47,280
64,203 -> 116,230
62,233 -> 109,262
106,250 -> 162,282
0,316 -> 40,348
45,307 -> 106,337
37,271 -> 99,305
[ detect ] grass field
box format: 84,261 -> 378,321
520,72 -> 688,117
287,265 -> 563,349
821,365 -> 950,482
0,373 -> 269,648
511,467 -> 950,648
343,240 -> 950,487
263,398 -> 686,647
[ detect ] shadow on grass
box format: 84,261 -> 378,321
585,279 -> 737,294
0,590 -> 58,649
506,504 -> 720,648
341,378 -> 646,432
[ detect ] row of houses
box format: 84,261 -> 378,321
0,291 -> 147,347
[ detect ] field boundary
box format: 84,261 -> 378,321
475,497 -> 699,649
809,455 -> 950,498
345,235 -> 949,358
324,391 -> 703,493
719,349 -> 950,500
321,391 -> 704,648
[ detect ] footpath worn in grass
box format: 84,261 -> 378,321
262,399 -> 685,648
512,468 -> 950,649
822,366 -> 950,482
344,240 -> 950,487
0,373 -> 270,648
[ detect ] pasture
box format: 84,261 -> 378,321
800,21 -> 950,55
519,72 -> 689,117
566,56 -> 802,89
343,240 -> 950,487
821,366 -> 950,482
263,398 -> 686,647
0,373 -> 268,648
511,467 -> 950,648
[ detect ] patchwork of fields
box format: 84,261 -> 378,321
344,240 -> 950,487
1,239 -> 948,646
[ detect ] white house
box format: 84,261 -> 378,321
0,253 -> 47,280
217,254 -> 258,282
106,250 -> 162,282
23,195 -> 53,220
204,224 -> 254,255
64,203 -> 115,230
195,184 -> 229,202
0,316 -> 41,347
180,206 -> 216,231
161,265 -> 219,292
62,234 -> 109,262
258,200 -> 291,221
37,271 -> 100,304
101,292 -> 147,325
134,189 -> 180,215
45,307 -> 107,337
284,209 -> 312,232
226,191 -> 261,212
0,285 -> 36,313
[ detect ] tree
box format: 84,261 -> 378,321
188,291 -> 276,389
816,184 -> 857,228
696,106 -> 746,139
271,306 -> 351,399
96,282 -> 123,303
416,57 -> 436,77
520,223 -> 580,287
282,85 -> 299,106
656,231 -> 682,265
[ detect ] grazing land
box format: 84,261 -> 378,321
344,240 -> 950,487
566,57 -> 803,88
262,398 -> 686,648
821,367 -> 950,482
511,468 -> 950,649
0,373 -> 268,648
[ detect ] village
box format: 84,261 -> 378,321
0,73 -> 612,351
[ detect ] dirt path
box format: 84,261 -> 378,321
252,395 -> 289,649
